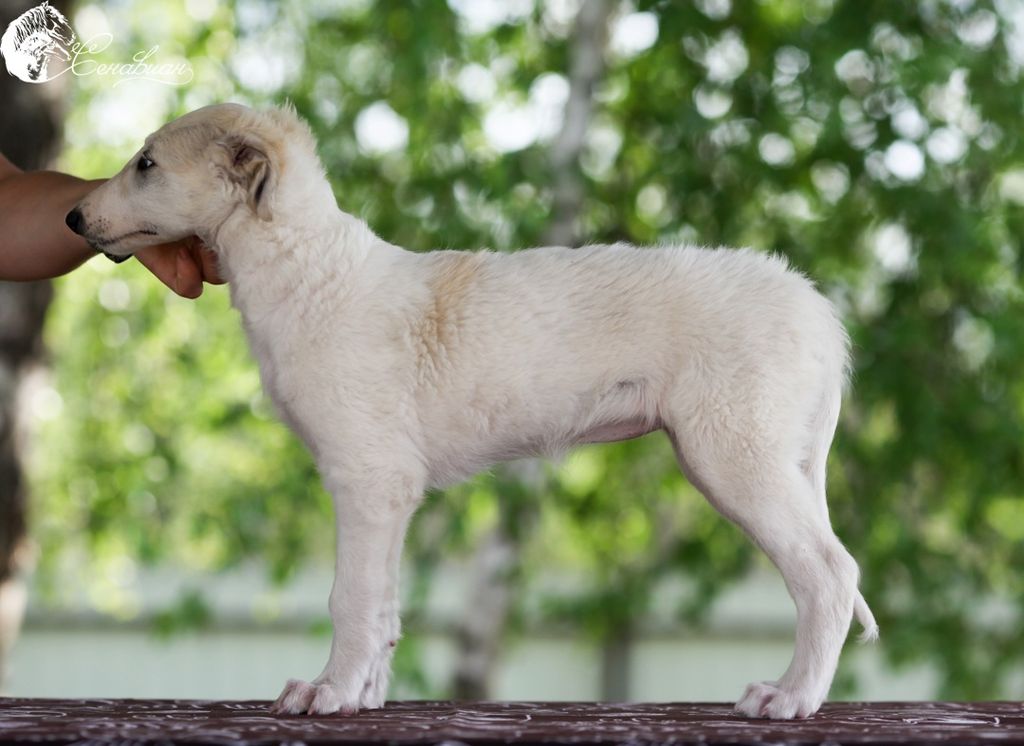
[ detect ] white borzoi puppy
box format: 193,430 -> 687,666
66,103 -> 877,719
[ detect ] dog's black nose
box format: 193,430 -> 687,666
65,208 -> 84,235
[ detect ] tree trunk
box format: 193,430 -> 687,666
542,0 -> 613,250
599,622 -> 632,701
0,0 -> 71,690
450,0 -> 613,700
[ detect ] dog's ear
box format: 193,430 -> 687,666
215,134 -> 274,221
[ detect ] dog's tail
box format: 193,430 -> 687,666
805,300 -> 878,643
808,381 -> 879,643
854,591 -> 879,643
804,379 -> 843,518
802,295 -> 848,521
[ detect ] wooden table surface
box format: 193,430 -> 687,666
1,698 -> 1022,744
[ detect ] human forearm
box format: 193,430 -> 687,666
0,152 -> 224,295
0,161 -> 103,280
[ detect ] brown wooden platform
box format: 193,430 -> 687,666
0,699 -> 1022,745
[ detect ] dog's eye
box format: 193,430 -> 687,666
137,152 -> 156,172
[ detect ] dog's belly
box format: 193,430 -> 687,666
575,418 -> 661,444
425,416 -> 662,488
423,402 -> 661,488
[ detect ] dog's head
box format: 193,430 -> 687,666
65,102 -> 306,262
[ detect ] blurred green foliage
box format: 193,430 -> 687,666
27,0 -> 1024,699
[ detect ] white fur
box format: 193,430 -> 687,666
72,103 -> 877,719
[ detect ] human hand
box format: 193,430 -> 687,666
135,236 -> 224,299
0,159 -> 224,296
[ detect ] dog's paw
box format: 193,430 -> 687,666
734,681 -> 821,720
359,633 -> 401,710
270,678 -> 359,716
358,648 -> 392,710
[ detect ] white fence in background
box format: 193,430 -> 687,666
9,564 -> 936,701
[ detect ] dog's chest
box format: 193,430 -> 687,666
241,314 -> 320,432
239,308 -> 379,453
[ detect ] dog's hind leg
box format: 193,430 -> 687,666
668,427 -> 860,719
271,459 -> 424,716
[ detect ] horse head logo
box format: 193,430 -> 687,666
1,2 -> 76,83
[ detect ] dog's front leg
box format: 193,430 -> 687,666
271,467 -> 422,716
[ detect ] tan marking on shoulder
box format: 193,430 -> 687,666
413,250 -> 487,385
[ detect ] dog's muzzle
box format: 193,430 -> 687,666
98,250 -> 133,264
65,208 -> 134,263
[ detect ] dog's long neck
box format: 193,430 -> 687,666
211,166 -> 398,326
